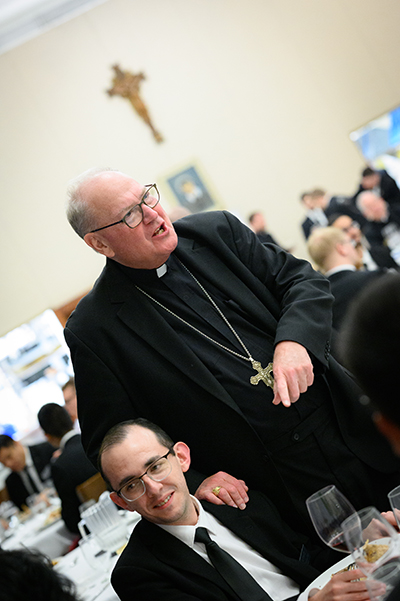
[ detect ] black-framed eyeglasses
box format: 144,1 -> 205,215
89,183 -> 160,234
116,450 -> 172,502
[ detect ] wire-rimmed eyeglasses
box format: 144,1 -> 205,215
116,450 -> 172,502
89,183 -> 160,234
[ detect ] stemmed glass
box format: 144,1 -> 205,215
388,485 -> 400,530
306,485 -> 356,553
342,507 -> 400,575
342,506 -> 400,601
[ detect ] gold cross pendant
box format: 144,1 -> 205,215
250,360 -> 274,389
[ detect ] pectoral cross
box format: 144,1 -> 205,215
250,360 -> 274,389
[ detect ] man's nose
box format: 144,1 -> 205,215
143,476 -> 163,495
141,203 -> 159,224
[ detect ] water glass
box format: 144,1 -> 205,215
342,506 -> 400,577
366,560 -> 400,601
388,485 -> 400,530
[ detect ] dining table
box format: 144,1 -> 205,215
54,511 -> 141,601
1,500 -> 76,559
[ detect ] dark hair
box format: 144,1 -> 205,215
340,272 -> 400,425
98,418 -> 175,490
37,403 -> 73,438
248,212 -> 259,223
62,377 -> 75,392
0,549 -> 78,601
0,435 -> 15,451
362,167 -> 376,177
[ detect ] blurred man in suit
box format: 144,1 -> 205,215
307,227 -> 386,332
37,403 -> 97,533
62,377 -> 80,432
0,435 -> 54,511
100,418 -> 370,601
248,211 -> 280,246
351,167 -> 400,208
328,212 -> 398,271
300,188 -> 359,240
356,191 -> 400,266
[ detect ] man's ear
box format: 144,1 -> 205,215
336,241 -> 347,257
374,412 -> 400,456
110,491 -> 132,511
173,442 -> 191,473
84,232 -> 115,258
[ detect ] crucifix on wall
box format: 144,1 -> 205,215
107,64 -> 164,143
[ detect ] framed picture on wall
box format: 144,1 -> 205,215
163,162 -> 221,214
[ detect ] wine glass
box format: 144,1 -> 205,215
306,484 -> 356,553
388,485 -> 400,530
342,506 -> 400,577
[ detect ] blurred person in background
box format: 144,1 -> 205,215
328,212 -> 398,271
62,378 -> 80,432
37,403 -> 97,533
0,435 -> 53,511
307,227 -> 386,333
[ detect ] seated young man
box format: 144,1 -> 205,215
0,435 -> 54,511
99,418 -> 371,601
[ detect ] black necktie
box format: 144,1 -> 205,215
195,527 -> 273,601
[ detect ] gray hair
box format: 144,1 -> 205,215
66,167 -> 117,238
356,190 -> 378,213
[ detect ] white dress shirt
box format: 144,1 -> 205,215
160,496 -> 304,601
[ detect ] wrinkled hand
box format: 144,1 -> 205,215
308,569 -> 374,601
194,472 -> 249,510
272,341 -> 314,407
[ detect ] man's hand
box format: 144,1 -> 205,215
308,569 -> 376,601
272,341 -> 314,407
381,510 -> 400,531
194,472 -> 249,510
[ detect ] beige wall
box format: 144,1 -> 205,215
1,0 -> 400,336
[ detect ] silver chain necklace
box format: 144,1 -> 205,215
135,261 -> 274,389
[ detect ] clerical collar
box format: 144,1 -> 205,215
156,264 -> 167,277
118,258 -> 169,284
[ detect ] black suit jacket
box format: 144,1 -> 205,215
362,206 -> 400,249
65,211 -> 400,527
352,170 -> 400,207
301,197 -> 363,240
112,494 -> 331,601
6,442 -> 54,510
327,268 -> 386,331
51,433 -> 98,533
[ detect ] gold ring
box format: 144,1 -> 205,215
212,486 -> 221,497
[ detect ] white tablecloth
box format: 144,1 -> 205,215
55,547 -> 120,601
55,511 -> 141,601
2,505 -> 76,559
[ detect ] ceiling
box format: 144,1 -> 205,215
0,0 -> 109,55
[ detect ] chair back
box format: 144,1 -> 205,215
76,472 -> 107,504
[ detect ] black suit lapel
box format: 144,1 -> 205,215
137,519 -> 239,600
